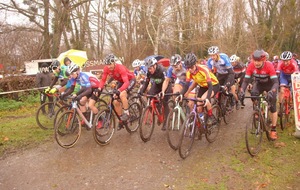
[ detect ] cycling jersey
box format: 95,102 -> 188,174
166,65 -> 186,85
207,53 -> 232,74
186,65 -> 219,88
134,65 -> 147,77
232,62 -> 246,79
277,59 -> 298,74
245,61 -> 277,83
99,64 -> 135,92
69,72 -> 100,88
54,65 -> 68,79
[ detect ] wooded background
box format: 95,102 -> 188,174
0,0 -> 299,70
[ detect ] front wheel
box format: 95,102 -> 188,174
178,112 -> 196,159
54,110 -> 81,148
205,105 -> 221,143
36,102 -> 61,130
279,99 -> 289,131
245,111 -> 263,156
124,102 -> 142,133
93,109 -> 115,146
166,108 -> 184,150
139,106 -> 155,142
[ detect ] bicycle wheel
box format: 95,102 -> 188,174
219,94 -> 229,124
139,106 -> 155,142
96,99 -> 108,110
178,112 -> 196,159
205,104 -> 221,143
36,102 -> 61,130
245,111 -> 263,156
125,102 -> 142,133
279,99 -> 289,131
166,108 -> 184,150
53,104 -> 71,127
54,110 -> 81,148
129,95 -> 146,109
93,109 -> 115,145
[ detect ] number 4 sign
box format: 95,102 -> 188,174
292,72 -> 300,138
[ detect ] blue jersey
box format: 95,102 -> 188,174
69,72 -> 100,88
134,65 -> 147,76
207,53 -> 232,74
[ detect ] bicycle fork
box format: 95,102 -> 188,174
171,106 -> 186,131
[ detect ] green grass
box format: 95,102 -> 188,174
0,94 -> 53,156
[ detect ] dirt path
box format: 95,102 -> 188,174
0,103 -> 251,190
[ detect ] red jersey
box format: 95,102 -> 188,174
245,61 -> 277,83
276,59 -> 298,74
99,64 -> 135,92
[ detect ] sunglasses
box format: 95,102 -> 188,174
52,67 -> 58,70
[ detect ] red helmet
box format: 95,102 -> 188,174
252,50 -> 266,61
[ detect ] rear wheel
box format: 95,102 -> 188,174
245,111 -> 263,156
36,102 -> 61,130
54,110 -> 81,148
166,108 -> 184,150
93,109 -> 115,145
178,113 -> 196,159
139,106 -> 155,142
124,102 -> 142,133
219,94 -> 229,124
205,105 -> 221,143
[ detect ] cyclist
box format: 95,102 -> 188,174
46,60 -> 69,94
239,49 -> 279,140
139,57 -> 172,131
292,53 -> 300,71
97,54 -> 136,130
181,53 -> 220,125
60,64 -> 101,127
277,51 -> 298,103
272,55 -> 279,71
132,59 -> 147,83
206,46 -> 237,108
230,54 -> 246,109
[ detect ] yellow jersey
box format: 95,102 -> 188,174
186,65 -> 219,87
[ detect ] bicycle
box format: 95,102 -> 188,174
54,99 -> 96,148
93,91 -> 142,145
244,93 -> 271,156
215,85 -> 234,124
165,94 -> 189,150
139,93 -> 173,142
178,98 -> 221,159
279,84 -> 293,130
36,91 -> 68,130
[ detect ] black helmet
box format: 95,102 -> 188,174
184,53 -> 197,68
252,50 -> 266,61
104,54 -> 116,65
170,54 -> 182,66
51,60 -> 60,69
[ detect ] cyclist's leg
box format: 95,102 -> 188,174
119,79 -> 136,121
161,84 -> 172,130
279,72 -> 288,103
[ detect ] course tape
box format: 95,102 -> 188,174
0,87 -> 47,95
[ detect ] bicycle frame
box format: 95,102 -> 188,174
70,101 -> 93,128
170,100 -> 186,131
149,96 -> 164,123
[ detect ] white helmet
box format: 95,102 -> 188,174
67,63 -> 79,74
208,46 -> 219,55
229,54 -> 238,62
132,59 -> 142,68
280,51 -> 293,60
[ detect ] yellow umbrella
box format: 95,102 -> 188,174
57,49 -> 88,67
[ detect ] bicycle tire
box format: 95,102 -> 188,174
279,99 -> 289,131
245,111 -> 263,156
53,104 -> 71,127
93,109 -> 115,145
54,110 -> 81,148
205,104 -> 221,143
178,112 -> 196,159
128,95 -> 147,109
96,99 -> 108,110
219,94 -> 229,124
124,102 -> 142,133
139,106 -> 155,142
166,108 -> 184,150
36,102 -> 61,130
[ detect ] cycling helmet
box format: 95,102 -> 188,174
132,59 -> 142,68
170,54 -> 182,66
229,54 -> 238,62
184,53 -> 197,68
280,51 -> 293,60
104,54 -> 116,65
63,57 -> 71,65
144,57 -> 157,69
208,46 -> 219,55
273,55 -> 279,61
51,60 -> 60,69
252,50 -> 266,61
68,63 -> 79,74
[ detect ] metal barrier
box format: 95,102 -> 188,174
291,72 -> 300,139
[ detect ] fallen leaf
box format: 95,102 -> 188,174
3,137 -> 9,141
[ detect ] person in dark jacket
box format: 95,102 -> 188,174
36,63 -> 53,114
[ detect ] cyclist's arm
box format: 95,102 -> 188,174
140,76 -> 150,94
49,76 -> 59,88
76,86 -> 92,99
206,81 -> 213,101
118,72 -> 130,92
161,77 -> 171,93
60,78 -> 68,87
